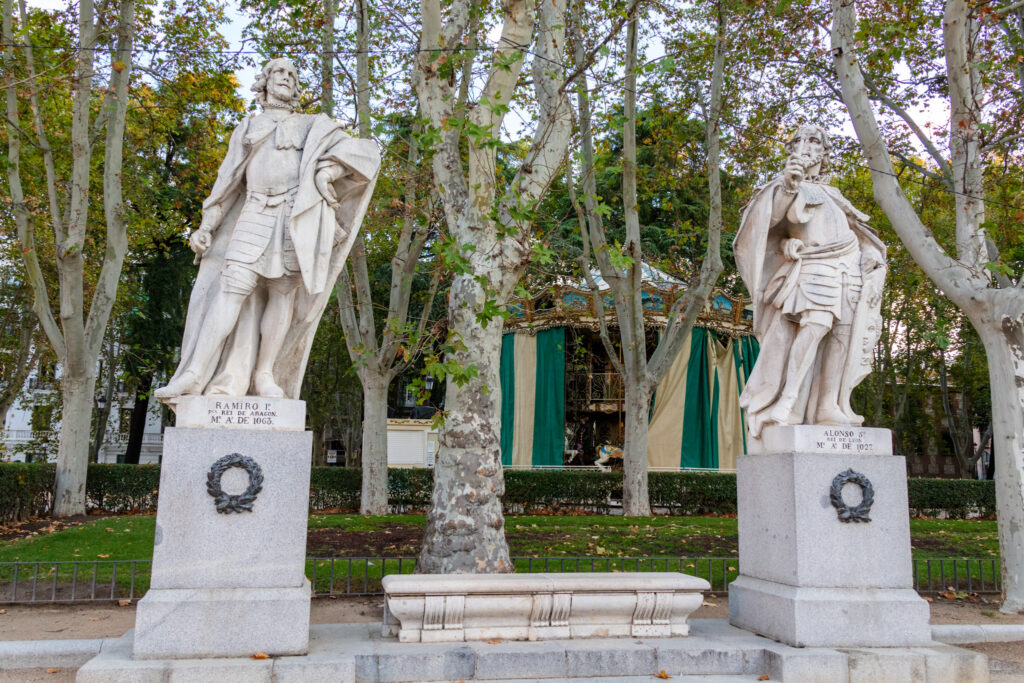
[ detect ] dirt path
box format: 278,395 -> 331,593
4,594 -> 1023,641
0,596 -> 383,641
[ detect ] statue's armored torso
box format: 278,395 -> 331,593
787,183 -> 854,247
776,183 -> 862,324
245,112 -> 306,191
223,113 -> 314,289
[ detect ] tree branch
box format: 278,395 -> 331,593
85,0 -> 134,359
648,6 -> 724,382
559,0 -> 643,93
567,154 -> 625,378
862,72 -> 953,187
415,0 -> 470,233
996,0 -> 1024,16
496,0 -> 571,283
18,0 -> 66,244
830,0 -> 984,298
3,0 -> 64,358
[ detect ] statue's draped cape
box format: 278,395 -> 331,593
733,177 -> 887,437
165,113 -> 380,402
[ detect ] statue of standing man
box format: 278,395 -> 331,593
156,58 -> 380,403
734,125 -> 886,438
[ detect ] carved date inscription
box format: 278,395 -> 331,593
206,400 -> 280,427
814,429 -> 874,453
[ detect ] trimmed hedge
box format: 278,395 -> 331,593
308,467 -> 361,510
504,470 -> 621,512
0,463 -> 998,519
907,477 -> 996,519
649,472 -> 738,515
87,464 -> 161,512
0,463 -> 53,522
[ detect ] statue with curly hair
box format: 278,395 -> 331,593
734,125 -> 887,439
156,58 -> 380,403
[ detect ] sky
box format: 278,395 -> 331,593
24,0 -> 949,157
27,0 -> 257,99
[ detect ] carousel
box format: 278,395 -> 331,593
498,263 -> 757,472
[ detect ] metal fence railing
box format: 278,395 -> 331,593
0,557 -> 1002,605
0,560 -> 151,604
912,558 -> 1002,595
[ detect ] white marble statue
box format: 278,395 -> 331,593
156,58 -> 380,404
734,125 -> 886,438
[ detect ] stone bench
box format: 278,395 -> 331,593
382,572 -> 709,643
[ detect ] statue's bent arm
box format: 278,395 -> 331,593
770,183 -> 797,229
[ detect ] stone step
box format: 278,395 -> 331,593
75,620 -> 989,683
453,678 -> 763,682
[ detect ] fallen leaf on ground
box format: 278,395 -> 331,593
46,668 -> 61,674
88,617 -> 101,622
97,554 -> 110,558
655,670 -> 671,679
758,676 -> 770,681
486,640 -> 502,644
117,599 -> 131,607
252,652 -> 269,659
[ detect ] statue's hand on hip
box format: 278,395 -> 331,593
315,168 -> 342,208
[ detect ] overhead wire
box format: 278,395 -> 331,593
2,36 -> 1023,214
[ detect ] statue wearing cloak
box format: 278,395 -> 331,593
159,110 -> 379,404
734,174 -> 886,439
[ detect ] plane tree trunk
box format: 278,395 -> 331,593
832,0 -> 1024,612
414,0 -> 572,572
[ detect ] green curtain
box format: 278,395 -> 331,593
739,336 -> 759,377
732,336 -> 759,454
499,333 -> 516,466
732,342 -> 747,453
681,327 -> 717,468
531,328 -> 566,468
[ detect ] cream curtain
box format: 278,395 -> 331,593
510,334 -> 537,467
711,337 -> 744,470
647,332 -> 692,468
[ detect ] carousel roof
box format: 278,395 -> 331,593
577,262 -> 683,291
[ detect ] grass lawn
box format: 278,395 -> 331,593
0,514 -> 1002,598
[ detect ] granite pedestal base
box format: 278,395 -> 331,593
729,427 -> 932,648
133,585 -> 311,659
133,397 -> 313,659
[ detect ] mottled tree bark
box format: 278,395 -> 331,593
359,374 -> 390,514
415,0 -> 571,572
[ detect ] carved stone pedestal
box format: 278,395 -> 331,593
729,425 -> 932,648
132,397 -> 312,659
382,572 -> 709,643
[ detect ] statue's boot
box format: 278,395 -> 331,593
254,370 -> 285,398
154,371 -> 201,399
816,404 -> 854,425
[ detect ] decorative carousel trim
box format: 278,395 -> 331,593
502,315 -> 753,338
829,468 -> 874,523
206,453 -> 264,514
